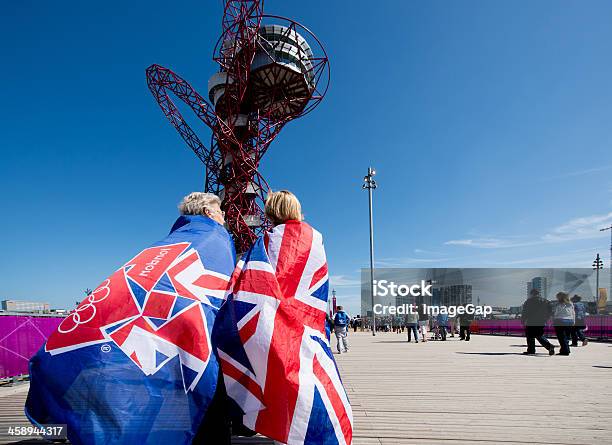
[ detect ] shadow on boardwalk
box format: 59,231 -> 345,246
455,351 -> 526,356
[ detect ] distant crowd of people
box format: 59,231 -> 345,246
331,290 -> 592,356
395,304 -> 475,343
521,289 -> 588,356
328,304 -> 478,349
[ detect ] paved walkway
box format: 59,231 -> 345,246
337,332 -> 612,445
1,334 -> 611,444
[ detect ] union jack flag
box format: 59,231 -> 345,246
216,220 -> 353,445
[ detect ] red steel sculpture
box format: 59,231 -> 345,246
146,0 -> 330,252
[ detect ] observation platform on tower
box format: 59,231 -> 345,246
1,334 -> 611,444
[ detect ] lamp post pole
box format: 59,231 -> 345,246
593,253 -> 603,313
363,167 -> 377,336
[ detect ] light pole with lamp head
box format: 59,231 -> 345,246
593,253 -> 604,314
363,167 -> 377,336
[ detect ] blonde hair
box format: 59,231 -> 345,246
556,292 -> 570,304
265,190 -> 302,225
178,192 -> 221,216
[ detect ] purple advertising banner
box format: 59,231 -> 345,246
0,315 -> 63,379
1,314 -> 610,379
473,315 -> 612,339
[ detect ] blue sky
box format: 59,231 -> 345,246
1,0 -> 611,315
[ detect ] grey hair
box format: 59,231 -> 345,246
178,192 -> 221,216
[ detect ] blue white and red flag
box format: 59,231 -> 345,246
216,220 -> 353,445
25,215 -> 235,445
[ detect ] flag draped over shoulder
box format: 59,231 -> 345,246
215,220 -> 353,445
26,215 -> 236,445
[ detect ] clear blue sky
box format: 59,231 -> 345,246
1,0 -> 611,314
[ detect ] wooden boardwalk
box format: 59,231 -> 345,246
337,332 -> 612,445
1,333 -> 611,444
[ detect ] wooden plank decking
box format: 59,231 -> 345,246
338,332 -> 612,445
1,333 -> 611,444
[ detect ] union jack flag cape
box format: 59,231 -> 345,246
215,220 -> 353,444
26,215 -> 235,445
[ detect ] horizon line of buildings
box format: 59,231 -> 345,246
1,299 -> 68,316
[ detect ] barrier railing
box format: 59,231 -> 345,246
1,314 -> 611,379
473,315 -> 612,340
0,315 -> 63,379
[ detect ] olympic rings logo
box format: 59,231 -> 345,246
58,279 -> 111,334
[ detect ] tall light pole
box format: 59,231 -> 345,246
363,167 -> 377,336
593,253 -> 603,314
601,225 -> 612,309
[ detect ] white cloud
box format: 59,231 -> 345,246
489,247 -> 601,267
444,238 -> 531,249
413,248 -> 445,255
542,211 -> 612,242
331,293 -> 362,316
541,165 -> 612,182
375,257 -> 450,266
445,211 -> 612,249
329,275 -> 361,287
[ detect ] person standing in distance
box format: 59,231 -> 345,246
334,306 -> 350,354
552,292 -> 575,356
521,288 -> 555,356
405,307 -> 419,343
459,305 -> 474,341
570,295 -> 589,347
437,311 -> 449,341
417,303 -> 429,342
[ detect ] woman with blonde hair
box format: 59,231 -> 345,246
217,190 -> 353,445
552,292 -> 575,356
264,190 -> 303,226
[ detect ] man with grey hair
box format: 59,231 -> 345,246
178,192 -> 225,226
174,192 -> 235,444
27,190 -> 238,445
